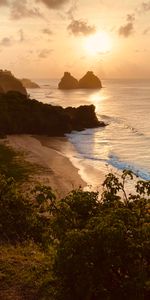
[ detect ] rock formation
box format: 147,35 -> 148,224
78,71 -> 102,89
20,78 -> 40,89
0,70 -> 27,95
58,71 -> 102,89
0,92 -> 106,136
58,72 -> 79,89
65,105 -> 105,130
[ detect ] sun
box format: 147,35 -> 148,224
84,31 -> 112,56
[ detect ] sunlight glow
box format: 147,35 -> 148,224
89,91 -> 109,114
84,32 -> 112,56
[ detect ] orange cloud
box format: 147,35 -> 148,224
68,19 -> 96,36
37,0 -> 70,9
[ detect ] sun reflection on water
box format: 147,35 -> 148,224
89,91 -> 108,112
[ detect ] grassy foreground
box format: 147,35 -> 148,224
0,142 -> 35,182
0,243 -> 54,300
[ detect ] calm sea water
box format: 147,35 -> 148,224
28,79 -> 150,183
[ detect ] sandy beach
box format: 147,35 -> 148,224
6,135 -> 86,198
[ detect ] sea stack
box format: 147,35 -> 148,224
0,70 -> 27,95
78,71 -> 102,89
58,72 -> 78,89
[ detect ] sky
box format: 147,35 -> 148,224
0,0 -> 150,79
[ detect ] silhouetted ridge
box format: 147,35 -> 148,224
0,92 -> 106,136
58,72 -> 78,89
58,71 -> 102,89
20,78 -> 40,89
0,70 -> 27,95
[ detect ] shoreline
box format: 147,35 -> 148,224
38,135 -> 105,192
5,134 -> 86,198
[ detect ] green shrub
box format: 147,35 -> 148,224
0,171 -> 149,299
52,171 -> 150,300
0,175 -> 55,247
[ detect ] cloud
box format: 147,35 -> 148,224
0,31 -> 26,47
10,0 -> 43,19
67,19 -> 96,36
36,0 -> 70,9
141,1 -> 150,12
0,37 -> 13,46
143,26 -> 150,34
118,22 -> 134,37
0,0 -> 8,6
135,49 -> 148,53
126,14 -> 135,22
38,49 -> 53,58
42,28 -> 53,35
136,1 -> 150,14
67,0 -> 78,19
118,14 -> 135,38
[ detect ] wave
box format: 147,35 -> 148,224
76,150 -> 150,181
73,149 -> 150,181
67,121 -> 150,181
69,128 -> 100,136
68,131 -> 150,180
99,113 -> 149,139
108,154 -> 150,181
99,114 -> 113,120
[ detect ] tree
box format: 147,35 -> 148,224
51,171 -> 150,300
0,171 -> 149,299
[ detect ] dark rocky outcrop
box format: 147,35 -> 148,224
58,71 -> 102,89
0,92 -> 106,136
0,70 -> 27,95
58,72 -> 79,89
78,71 -> 102,89
65,105 -> 105,130
20,78 -> 40,89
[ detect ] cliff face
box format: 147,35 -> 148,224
0,70 -> 27,95
58,72 -> 79,89
65,105 -> 105,130
78,71 -> 102,89
0,92 -> 106,136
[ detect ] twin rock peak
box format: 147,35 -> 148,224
58,71 -> 102,90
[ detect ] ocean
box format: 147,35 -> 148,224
28,78 -> 150,187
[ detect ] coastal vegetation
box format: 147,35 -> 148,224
0,151 -> 149,299
0,143 -> 35,182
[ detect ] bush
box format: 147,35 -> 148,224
0,171 -> 149,299
0,175 -> 55,247
51,171 -> 150,300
